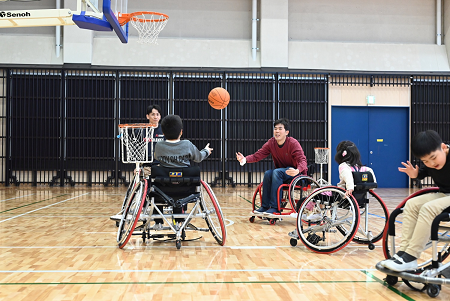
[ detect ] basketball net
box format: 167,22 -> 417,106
314,148 -> 330,186
118,124 -> 156,167
128,12 -> 169,44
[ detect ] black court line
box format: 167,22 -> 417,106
0,194 -> 68,214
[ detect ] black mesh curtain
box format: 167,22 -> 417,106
411,75 -> 450,186
0,69 -> 6,184
1,68 -> 330,187
9,69 -> 61,185
173,72 -> 222,183
226,73 -> 275,186
278,73 -> 328,177
64,70 -> 116,186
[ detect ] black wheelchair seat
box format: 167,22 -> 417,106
150,165 -> 201,209
352,170 -> 377,207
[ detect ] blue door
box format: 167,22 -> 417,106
331,106 -> 409,188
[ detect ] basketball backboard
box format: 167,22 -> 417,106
0,0 -> 168,44
0,0 -> 129,43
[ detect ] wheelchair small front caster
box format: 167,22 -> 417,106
427,284 -> 440,298
115,221 -> 120,227
176,240 -> 181,250
385,275 -> 398,286
290,238 -> 297,246
249,216 -> 255,223
269,219 -> 276,225
368,243 -> 375,250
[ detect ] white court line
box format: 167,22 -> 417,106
0,193 -> 35,203
0,193 -> 90,224
230,246 -> 276,249
0,268 -> 376,274
0,215 -> 112,218
0,245 -> 385,250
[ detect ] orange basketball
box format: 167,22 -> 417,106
208,87 -> 230,110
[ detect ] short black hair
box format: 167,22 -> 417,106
161,115 -> 183,140
274,118 -> 290,132
334,140 -> 363,167
147,104 -> 162,115
411,130 -> 442,158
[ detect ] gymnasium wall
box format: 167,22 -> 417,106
0,0 -> 449,71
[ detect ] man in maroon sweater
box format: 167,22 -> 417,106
236,118 -> 308,214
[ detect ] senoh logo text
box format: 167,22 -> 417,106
0,12 -> 31,18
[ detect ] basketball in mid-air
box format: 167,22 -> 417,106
208,87 -> 230,110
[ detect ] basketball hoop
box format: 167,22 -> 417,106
314,147 -> 329,164
118,123 -> 157,167
314,147 -> 330,186
118,11 -> 169,44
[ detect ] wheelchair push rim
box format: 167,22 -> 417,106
296,186 -> 360,253
200,180 -> 226,246
289,175 -> 320,212
117,179 -> 148,248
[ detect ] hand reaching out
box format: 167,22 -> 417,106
236,152 -> 245,163
398,161 -> 419,178
205,143 -> 213,154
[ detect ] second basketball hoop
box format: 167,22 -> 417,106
314,147 -> 330,186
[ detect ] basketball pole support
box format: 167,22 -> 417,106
317,163 -> 329,187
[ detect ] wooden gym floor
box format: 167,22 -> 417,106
0,185 -> 447,300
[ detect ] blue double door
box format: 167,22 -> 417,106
330,106 -> 409,188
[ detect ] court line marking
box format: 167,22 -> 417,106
0,193 -> 89,224
0,193 -> 35,203
0,280 -> 378,286
0,244 -> 389,249
0,268 -> 377,273
0,194 -> 69,214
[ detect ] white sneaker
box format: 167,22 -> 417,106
289,212 -> 298,218
110,214 -> 122,221
383,257 -> 418,272
379,254 -> 401,268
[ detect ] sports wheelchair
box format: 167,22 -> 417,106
112,123 -> 226,250
249,175 -> 320,225
377,187 -> 450,298
290,170 -> 389,253
117,165 -> 226,249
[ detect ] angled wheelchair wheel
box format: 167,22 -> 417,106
289,176 -> 320,212
251,182 -> 264,212
121,178 -> 136,211
117,179 -> 148,249
352,190 -> 389,246
200,180 -> 226,246
296,186 -> 360,253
